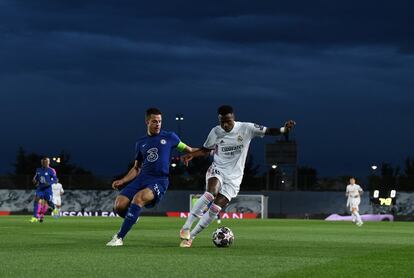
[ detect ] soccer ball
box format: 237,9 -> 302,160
212,227 -> 234,247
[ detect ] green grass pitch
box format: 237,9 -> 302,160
1,216 -> 413,277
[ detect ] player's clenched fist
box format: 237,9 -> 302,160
284,120 -> 296,130
112,180 -> 124,190
181,154 -> 194,166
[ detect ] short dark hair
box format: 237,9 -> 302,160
146,107 -> 162,119
217,105 -> 233,116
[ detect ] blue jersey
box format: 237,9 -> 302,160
135,130 -> 181,177
34,167 -> 57,190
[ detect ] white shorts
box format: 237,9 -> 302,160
53,196 -> 62,206
347,197 -> 360,211
205,165 -> 241,201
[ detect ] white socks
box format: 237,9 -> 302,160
190,203 -> 221,239
353,211 -> 362,224
182,192 -> 214,230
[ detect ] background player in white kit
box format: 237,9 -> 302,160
346,177 -> 363,226
179,105 -> 295,247
51,179 -> 64,218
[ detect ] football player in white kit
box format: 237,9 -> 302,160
346,177 -> 363,226
51,179 -> 64,218
179,105 -> 295,247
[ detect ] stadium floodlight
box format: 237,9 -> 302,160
371,165 -> 378,170
271,164 -> 277,169
175,114 -> 184,121
52,157 -> 61,163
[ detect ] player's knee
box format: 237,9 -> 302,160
131,189 -> 154,207
114,205 -> 127,218
207,182 -> 221,196
131,196 -> 146,207
114,196 -> 130,217
206,186 -> 219,197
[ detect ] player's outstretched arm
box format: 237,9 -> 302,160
265,120 -> 296,136
112,160 -> 142,190
181,145 -> 200,154
181,147 -> 211,166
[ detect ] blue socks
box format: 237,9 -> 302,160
33,199 -> 38,217
117,204 -> 142,239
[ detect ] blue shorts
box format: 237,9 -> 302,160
119,175 -> 169,208
36,187 -> 53,203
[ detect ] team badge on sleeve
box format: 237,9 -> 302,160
254,124 -> 264,130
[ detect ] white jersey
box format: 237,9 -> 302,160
346,184 -> 363,198
52,182 -> 64,198
203,121 -> 267,179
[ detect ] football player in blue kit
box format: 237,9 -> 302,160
30,157 -> 59,223
106,107 -> 196,246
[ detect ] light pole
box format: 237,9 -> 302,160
370,164 -> 379,213
175,114 -> 184,137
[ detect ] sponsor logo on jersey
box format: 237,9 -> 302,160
147,148 -> 159,162
221,145 -> 244,156
220,140 -> 225,144
237,135 -> 243,142
160,139 -> 166,144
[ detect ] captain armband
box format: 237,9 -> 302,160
176,141 -> 188,152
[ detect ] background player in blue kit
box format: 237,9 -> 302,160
106,107 -> 196,246
30,157 -> 59,223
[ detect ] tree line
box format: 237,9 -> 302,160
5,147 -> 414,191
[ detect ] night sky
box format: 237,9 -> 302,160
1,0 -> 413,177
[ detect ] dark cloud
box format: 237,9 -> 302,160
2,0 -> 414,48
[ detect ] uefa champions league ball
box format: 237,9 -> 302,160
212,227 -> 234,247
